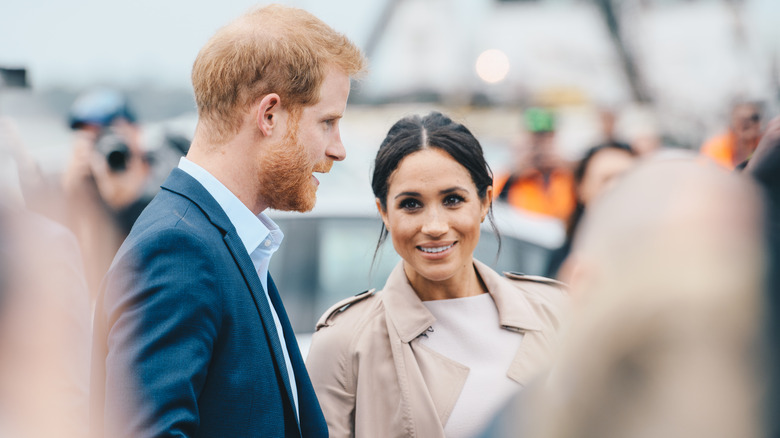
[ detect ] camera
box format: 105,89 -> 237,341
94,128 -> 132,173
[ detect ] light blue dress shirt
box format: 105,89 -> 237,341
177,157 -> 298,420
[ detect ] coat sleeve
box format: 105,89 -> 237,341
94,228 -> 222,438
306,319 -> 358,438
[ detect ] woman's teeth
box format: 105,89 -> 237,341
419,243 -> 454,254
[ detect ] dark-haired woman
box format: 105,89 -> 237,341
545,142 -> 637,278
306,112 -> 568,438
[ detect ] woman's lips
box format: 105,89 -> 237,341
416,242 -> 457,258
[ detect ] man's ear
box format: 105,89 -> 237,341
256,93 -> 281,137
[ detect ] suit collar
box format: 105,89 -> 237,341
382,259 -> 543,343
161,168 -> 235,234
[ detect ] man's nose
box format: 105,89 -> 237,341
326,133 -> 346,162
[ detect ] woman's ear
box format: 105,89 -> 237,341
481,186 -> 493,222
256,93 -> 281,137
376,198 -> 389,228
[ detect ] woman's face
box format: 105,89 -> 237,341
377,148 -> 491,286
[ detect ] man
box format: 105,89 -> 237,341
700,100 -> 763,169
90,5 -> 366,437
494,107 -> 575,221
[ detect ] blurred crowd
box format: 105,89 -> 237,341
0,5 -> 779,438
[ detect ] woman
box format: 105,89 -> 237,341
306,112 -> 568,438
545,142 -> 637,278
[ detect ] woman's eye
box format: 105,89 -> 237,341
443,194 -> 465,206
399,198 -> 422,210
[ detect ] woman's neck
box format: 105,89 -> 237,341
405,261 -> 488,301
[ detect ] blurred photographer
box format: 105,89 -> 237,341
64,89 -> 154,231
59,89 -> 156,299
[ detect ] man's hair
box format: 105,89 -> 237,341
192,4 -> 366,143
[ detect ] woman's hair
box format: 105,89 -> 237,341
566,142 -> 636,239
371,112 -> 499,258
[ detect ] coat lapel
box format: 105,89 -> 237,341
381,262 -> 465,435
475,260 -> 554,385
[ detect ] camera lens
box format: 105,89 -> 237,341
95,129 -> 131,173
106,149 -> 129,172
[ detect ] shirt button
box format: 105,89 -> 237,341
264,240 -> 271,247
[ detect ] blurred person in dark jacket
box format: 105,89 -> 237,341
744,115 -> 780,438
545,142 -> 637,278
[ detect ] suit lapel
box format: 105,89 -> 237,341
162,169 -> 302,433
222,232 -> 299,426
267,275 -> 328,437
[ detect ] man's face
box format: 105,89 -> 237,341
257,66 -> 351,212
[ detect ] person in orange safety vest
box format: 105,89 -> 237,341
701,101 -> 763,170
494,107 -> 575,222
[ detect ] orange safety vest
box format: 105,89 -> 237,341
700,132 -> 737,170
494,169 -> 575,221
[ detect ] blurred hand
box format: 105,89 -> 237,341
62,125 -> 150,210
89,121 -> 150,210
61,129 -> 99,202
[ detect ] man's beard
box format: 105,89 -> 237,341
257,125 -> 331,212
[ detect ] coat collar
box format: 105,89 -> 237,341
382,259 -> 544,343
160,168 -> 235,235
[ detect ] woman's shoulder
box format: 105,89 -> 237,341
315,289 -> 385,331
502,271 -> 568,293
308,289 -> 388,369
499,271 -> 570,329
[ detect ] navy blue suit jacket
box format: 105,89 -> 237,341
90,168 -> 328,438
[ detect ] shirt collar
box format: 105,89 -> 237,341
381,259 -> 543,343
177,157 -> 282,255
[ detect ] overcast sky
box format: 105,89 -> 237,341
0,0 -> 379,89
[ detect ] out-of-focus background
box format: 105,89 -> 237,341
3,0 -> 779,168
1,0 -> 779,333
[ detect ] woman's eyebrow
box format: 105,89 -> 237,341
394,191 -> 421,199
440,186 -> 467,195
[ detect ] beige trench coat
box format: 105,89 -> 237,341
306,260 -> 568,438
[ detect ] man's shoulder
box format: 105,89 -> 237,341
132,189 -> 212,235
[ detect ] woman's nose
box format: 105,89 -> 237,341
421,211 -> 448,237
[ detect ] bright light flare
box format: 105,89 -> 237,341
475,49 -> 510,84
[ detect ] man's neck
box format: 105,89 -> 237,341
186,135 -> 268,215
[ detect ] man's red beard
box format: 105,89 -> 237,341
257,121 -> 332,212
